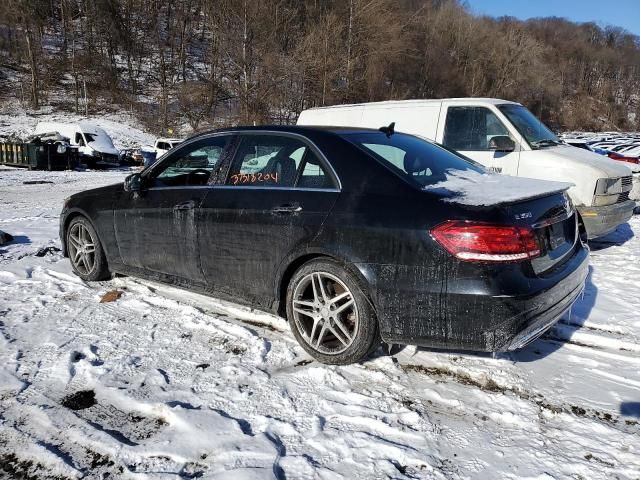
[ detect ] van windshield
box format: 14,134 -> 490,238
497,104 -> 560,148
82,130 -> 116,151
342,132 -> 485,187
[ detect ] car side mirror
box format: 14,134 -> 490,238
488,136 -> 515,152
124,173 -> 142,192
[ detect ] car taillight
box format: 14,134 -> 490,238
431,220 -> 541,263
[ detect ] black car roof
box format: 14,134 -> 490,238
187,124 -> 385,140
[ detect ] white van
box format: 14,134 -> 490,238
35,122 -> 120,168
298,98 -> 636,239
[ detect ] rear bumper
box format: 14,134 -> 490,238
359,243 -> 589,352
578,200 -> 634,239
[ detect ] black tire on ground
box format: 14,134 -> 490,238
286,258 -> 380,365
66,216 -> 110,281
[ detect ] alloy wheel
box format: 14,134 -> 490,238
291,271 -> 359,355
68,222 -> 97,276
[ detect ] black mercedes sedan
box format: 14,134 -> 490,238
60,126 -> 589,364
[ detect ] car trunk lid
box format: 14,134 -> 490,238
504,192 -> 578,274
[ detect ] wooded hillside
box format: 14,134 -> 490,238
1,0 -> 639,134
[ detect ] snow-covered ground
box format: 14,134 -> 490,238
1,168 -> 639,479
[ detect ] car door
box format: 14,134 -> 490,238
114,135 -> 231,283
439,105 -> 521,175
198,132 -> 340,306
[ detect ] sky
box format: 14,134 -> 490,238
466,0 -> 640,36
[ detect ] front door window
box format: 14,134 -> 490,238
443,107 -> 511,151
149,137 -> 229,188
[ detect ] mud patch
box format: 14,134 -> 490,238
400,363 -> 638,432
401,364 -> 502,393
70,351 -> 86,363
100,290 -> 123,303
61,390 -> 96,410
241,318 -> 282,332
34,246 -> 61,257
584,453 -> 615,468
0,453 -> 73,480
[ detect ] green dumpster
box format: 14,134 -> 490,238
0,141 -> 79,170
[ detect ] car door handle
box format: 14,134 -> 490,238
271,203 -> 302,214
173,200 -> 197,211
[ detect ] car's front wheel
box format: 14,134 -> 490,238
66,216 -> 110,281
286,259 -> 379,365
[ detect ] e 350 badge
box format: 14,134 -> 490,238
515,211 -> 533,220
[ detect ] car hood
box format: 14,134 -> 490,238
549,145 -> 633,177
78,123 -> 119,156
90,144 -> 120,156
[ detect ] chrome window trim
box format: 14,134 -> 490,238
146,185 -> 340,193
146,186 -> 214,191
209,185 -> 340,193
142,129 -> 343,192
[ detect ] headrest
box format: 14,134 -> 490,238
404,154 -> 428,174
274,155 -> 295,170
305,151 -> 320,165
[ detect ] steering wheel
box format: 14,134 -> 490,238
188,168 -> 210,177
185,168 -> 211,185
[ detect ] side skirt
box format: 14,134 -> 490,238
109,262 -> 282,318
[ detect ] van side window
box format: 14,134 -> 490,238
443,107 -> 510,151
75,133 -> 85,146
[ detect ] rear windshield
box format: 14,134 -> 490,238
342,132 -> 485,187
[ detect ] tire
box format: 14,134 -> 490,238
66,216 -> 110,281
286,258 -> 379,365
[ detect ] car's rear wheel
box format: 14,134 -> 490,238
66,216 -> 110,281
286,259 -> 379,365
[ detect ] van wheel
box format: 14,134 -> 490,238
66,217 -> 110,281
286,259 -> 379,365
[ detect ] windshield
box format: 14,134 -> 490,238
497,104 -> 559,148
82,130 -> 116,150
342,132 -> 485,187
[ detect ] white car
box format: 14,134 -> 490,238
298,98 -> 636,239
154,138 -> 184,157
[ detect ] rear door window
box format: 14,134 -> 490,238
297,154 -> 334,189
226,135 -> 336,189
